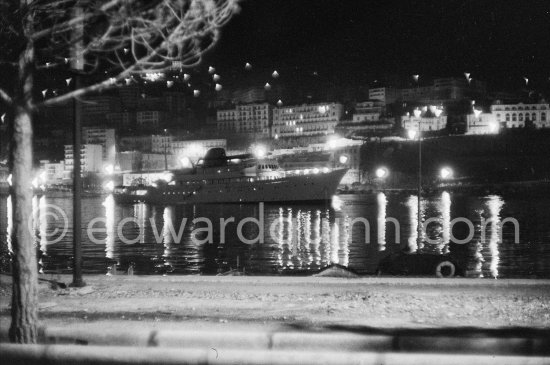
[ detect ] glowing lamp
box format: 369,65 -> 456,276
104,164 -> 114,175
252,145 -> 267,158
104,181 -> 115,191
375,167 -> 389,178
440,167 -> 453,180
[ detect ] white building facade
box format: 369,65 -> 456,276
151,134 -> 174,153
40,160 -> 65,184
272,102 -> 343,138
402,115 -> 447,132
136,111 -> 163,128
217,103 -> 272,136
490,101 -> 549,129
352,100 -> 384,123
64,144 -> 103,174
82,127 -> 116,166
368,87 -> 401,105
466,113 -> 499,135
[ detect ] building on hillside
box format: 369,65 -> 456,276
117,151 -> 142,172
216,103 -> 272,136
490,101 -> 549,129
64,144 -> 103,175
79,95 -> 119,126
151,134 -> 174,153
106,111 -> 132,129
119,135 -> 152,152
401,107 -> 447,132
272,102 -> 343,138
352,100 -> 384,123
231,87 -> 267,104
141,153 -> 178,171
400,77 -> 486,104
39,160 -> 65,184
337,120 -> 395,136
136,110 -> 163,129
82,127 -> 116,166
368,87 -> 401,105
165,91 -> 190,129
170,139 -> 227,162
466,113 -> 499,135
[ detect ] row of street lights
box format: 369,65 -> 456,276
405,104 -> 445,247
374,166 -> 454,181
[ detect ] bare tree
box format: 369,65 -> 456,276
0,0 -> 239,343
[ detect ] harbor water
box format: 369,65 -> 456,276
0,191 -> 549,277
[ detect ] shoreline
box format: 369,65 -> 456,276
2,274 -> 549,330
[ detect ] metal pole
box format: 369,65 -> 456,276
416,123 -> 422,249
164,143 -> 168,170
71,74 -> 85,287
163,130 -> 168,170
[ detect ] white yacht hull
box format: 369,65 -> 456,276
113,168 -> 347,205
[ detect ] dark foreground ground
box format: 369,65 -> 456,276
1,274 -> 549,331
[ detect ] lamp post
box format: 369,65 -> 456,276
412,108 -> 423,249
375,166 -> 389,191
163,129 -> 168,171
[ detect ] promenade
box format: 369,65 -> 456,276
1,274 -> 549,330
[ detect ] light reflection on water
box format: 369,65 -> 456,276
377,192 -> 387,252
1,191 -> 550,277
486,195 -> 504,278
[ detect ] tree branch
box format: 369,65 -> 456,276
0,87 -> 13,106
30,0 -> 123,41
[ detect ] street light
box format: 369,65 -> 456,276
407,129 -> 417,140
104,164 -> 114,175
375,167 -> 389,179
252,144 -> 267,159
104,180 -> 115,192
489,121 -> 499,133
412,107 -> 423,249
338,155 -> 349,164
440,167 -> 453,179
180,156 -> 193,169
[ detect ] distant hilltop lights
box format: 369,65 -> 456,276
143,72 -> 164,82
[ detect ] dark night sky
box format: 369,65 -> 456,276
204,0 -> 550,91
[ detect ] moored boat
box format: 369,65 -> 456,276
113,148 -> 347,204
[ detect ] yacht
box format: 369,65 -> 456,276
113,148 -> 347,204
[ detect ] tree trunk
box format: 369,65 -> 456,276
9,105 -> 38,344
9,0 -> 39,342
